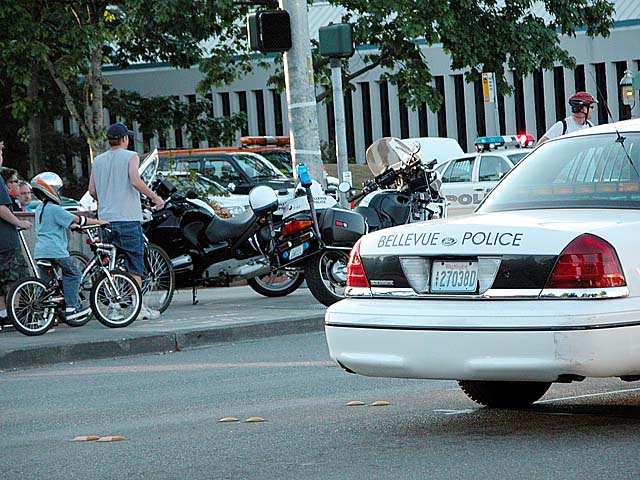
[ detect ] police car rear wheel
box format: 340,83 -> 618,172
458,380 -> 551,408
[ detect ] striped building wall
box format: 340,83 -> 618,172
94,11 -> 640,165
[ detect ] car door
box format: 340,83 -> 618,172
474,154 -> 513,206
439,154 -> 477,216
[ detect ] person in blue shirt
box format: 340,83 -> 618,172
31,172 -> 107,321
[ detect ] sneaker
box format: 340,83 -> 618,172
139,305 -> 160,320
107,303 -> 125,321
65,307 -> 92,321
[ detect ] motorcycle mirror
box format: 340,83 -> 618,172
338,182 -> 351,193
412,142 -> 421,154
186,190 -> 198,200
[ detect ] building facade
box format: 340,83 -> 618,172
72,1 -> 640,165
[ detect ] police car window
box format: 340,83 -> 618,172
202,159 -> 241,184
442,157 -> 474,183
479,133 -> 640,212
158,155 -> 201,172
506,151 -> 529,165
478,156 -> 510,182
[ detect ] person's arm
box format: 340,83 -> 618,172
128,154 -> 165,209
0,205 -> 32,230
536,135 -> 550,146
88,169 -> 97,200
70,214 -> 108,229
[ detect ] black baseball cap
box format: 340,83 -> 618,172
106,122 -> 134,139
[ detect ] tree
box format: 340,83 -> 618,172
0,0 -> 255,165
269,1 -> 616,111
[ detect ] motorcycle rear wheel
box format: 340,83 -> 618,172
247,268 -> 304,297
304,250 -> 349,307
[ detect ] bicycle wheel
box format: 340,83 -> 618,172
6,277 -> 56,336
142,244 -> 175,313
66,251 -> 94,327
90,271 -> 141,328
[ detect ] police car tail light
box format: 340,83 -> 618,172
545,234 -> 626,289
282,219 -> 313,237
346,239 -> 370,289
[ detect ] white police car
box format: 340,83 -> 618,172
436,134 -> 534,216
325,119 -> 640,408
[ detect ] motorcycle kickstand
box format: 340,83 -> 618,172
192,283 -> 199,305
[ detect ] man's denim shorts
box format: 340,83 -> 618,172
102,221 -> 145,277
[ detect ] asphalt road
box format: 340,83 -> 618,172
2,331 -> 640,479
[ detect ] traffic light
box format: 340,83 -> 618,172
247,10 -> 292,54
318,23 -> 354,58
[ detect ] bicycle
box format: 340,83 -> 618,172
6,225 -> 142,335
71,235 -> 175,317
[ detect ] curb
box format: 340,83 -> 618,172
0,314 -> 325,372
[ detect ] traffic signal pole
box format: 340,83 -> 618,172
280,0 -> 324,185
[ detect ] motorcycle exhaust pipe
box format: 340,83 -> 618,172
171,254 -> 193,271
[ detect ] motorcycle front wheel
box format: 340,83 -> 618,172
304,250 -> 349,307
247,268 -> 305,297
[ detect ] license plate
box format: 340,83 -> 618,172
289,244 -> 304,260
430,260 -> 478,293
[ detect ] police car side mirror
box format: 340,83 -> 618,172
338,181 -> 351,193
186,190 -> 198,200
227,182 -> 236,192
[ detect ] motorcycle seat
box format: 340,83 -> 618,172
205,208 -> 257,244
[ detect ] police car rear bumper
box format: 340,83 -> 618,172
325,297 -> 640,382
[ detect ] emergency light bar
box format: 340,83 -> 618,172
474,133 -> 535,151
240,136 -> 290,146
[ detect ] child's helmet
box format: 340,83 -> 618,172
31,172 -> 63,204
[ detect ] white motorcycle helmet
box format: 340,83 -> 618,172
31,172 -> 63,205
294,179 -> 324,199
249,185 -> 279,214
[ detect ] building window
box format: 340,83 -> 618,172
398,84 -> 409,139
143,132 -> 152,152
453,74 -> 467,152
497,94 -> 505,135
553,66 -> 566,121
173,97 -> 183,148
237,91 -> 248,136
272,90 -> 283,136
220,92 -> 231,117
616,61 -> 632,120
345,88 -> 355,160
594,63 -> 608,125
252,90 -> 266,136
159,134 -> 167,149
187,94 -> 199,148
379,80 -> 390,137
326,99 -> 335,150
418,103 -> 428,137
473,79 -> 486,137
360,82 -> 373,148
574,65 -> 585,92
513,76 -> 526,133
435,76 -> 447,137
533,69 -> 546,139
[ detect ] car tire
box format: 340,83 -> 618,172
457,380 -> 551,408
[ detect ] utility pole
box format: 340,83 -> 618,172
280,0 -> 324,185
330,58 -> 350,208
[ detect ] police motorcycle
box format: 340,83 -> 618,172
303,137 -> 448,307
141,175 -> 305,304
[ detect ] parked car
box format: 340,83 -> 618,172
158,171 -> 249,217
435,134 -> 534,216
325,119 -> 640,408
28,196 -> 84,212
156,149 -> 295,200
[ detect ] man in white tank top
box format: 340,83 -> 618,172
88,123 -> 165,319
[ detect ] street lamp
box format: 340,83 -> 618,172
620,69 -> 638,119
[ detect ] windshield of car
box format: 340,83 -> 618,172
506,151 -> 529,165
234,153 -> 287,179
163,174 -> 229,198
258,150 -> 292,176
479,133 -> 640,212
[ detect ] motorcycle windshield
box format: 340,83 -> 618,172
140,149 -> 159,187
365,138 -> 413,176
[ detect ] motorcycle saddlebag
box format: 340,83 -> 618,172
319,207 -> 366,246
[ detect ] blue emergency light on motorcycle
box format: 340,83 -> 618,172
296,163 -> 313,188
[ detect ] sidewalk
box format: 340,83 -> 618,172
0,286 -> 327,371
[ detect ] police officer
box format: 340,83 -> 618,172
537,92 -> 597,146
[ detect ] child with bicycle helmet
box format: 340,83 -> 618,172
31,172 -> 107,322
537,91 -> 597,146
